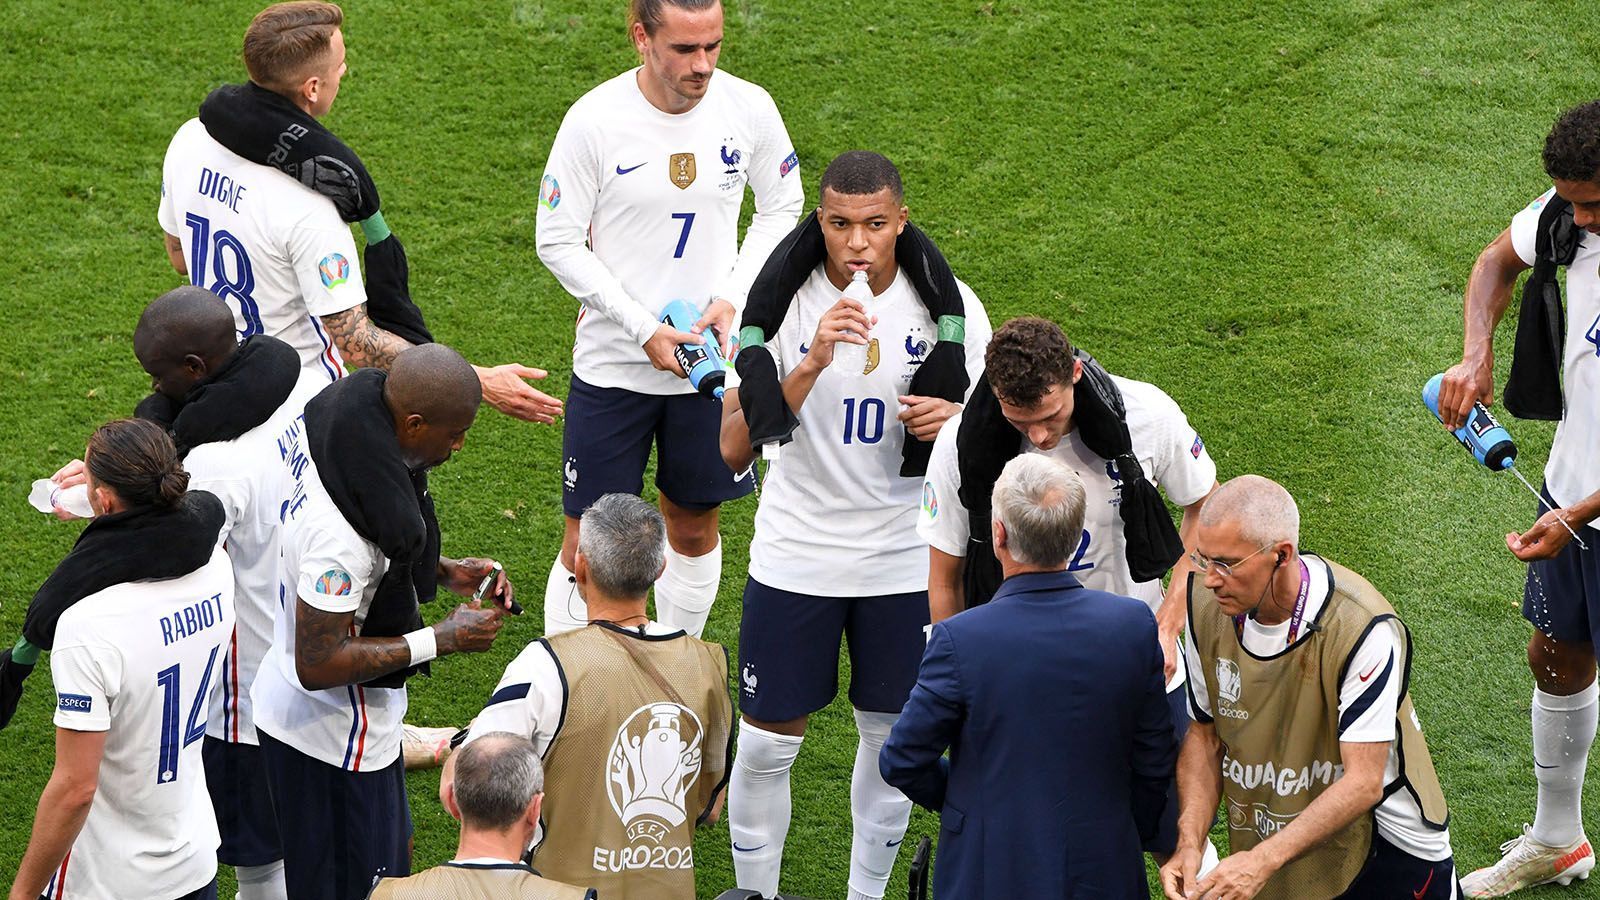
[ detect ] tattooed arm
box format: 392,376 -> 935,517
317,304 -> 564,423
319,303 -> 414,371
293,590 -> 506,691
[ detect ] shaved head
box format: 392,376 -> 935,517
1199,474 -> 1300,548
133,286 -> 240,400
384,343 -> 482,469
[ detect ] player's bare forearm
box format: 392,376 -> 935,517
1160,492 -> 1211,635
1461,229 -> 1528,364
162,231 -> 187,277
293,600 -> 416,691
320,304 -> 413,370
719,389 -> 757,473
781,356 -> 826,413
928,548 -> 967,623
1173,721 -> 1224,854
9,734 -> 100,900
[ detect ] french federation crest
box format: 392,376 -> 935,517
607,702 -> 705,843
669,153 -> 697,190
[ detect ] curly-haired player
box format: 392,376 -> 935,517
1440,100 -> 1600,897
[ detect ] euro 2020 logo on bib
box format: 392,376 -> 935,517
607,702 -> 705,844
1216,658 -> 1242,706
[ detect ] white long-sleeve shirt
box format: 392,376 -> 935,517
535,67 -> 803,394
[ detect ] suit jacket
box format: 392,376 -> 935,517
880,570 -> 1176,899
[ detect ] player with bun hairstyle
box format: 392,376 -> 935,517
10,419 -> 237,900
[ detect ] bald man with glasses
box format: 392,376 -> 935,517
1163,475 -> 1459,900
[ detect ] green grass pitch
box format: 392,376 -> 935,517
3,0 -> 1600,896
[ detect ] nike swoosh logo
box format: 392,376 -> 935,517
1358,663 -> 1380,682
1535,760 -> 1560,769
1413,866 -> 1434,899
733,842 -> 767,852
615,163 -> 646,175
886,838 -> 904,847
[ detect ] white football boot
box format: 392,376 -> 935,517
1462,824 -> 1594,897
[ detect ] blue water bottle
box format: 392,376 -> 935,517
1421,372 -> 1517,470
660,299 -> 727,400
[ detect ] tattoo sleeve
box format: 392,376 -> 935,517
319,304 -> 414,370
293,599 -> 415,690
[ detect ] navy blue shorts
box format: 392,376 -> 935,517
203,737 -> 282,866
1143,683 -> 1190,855
258,729 -> 411,900
1521,485 -> 1600,646
737,578 -> 931,722
561,375 -> 753,518
1337,834 -> 1460,899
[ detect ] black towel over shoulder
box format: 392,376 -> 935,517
198,82 -> 432,345
304,369 -> 440,688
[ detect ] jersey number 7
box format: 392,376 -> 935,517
154,646 -> 219,785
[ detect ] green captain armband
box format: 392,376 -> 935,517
937,315 -> 966,344
738,325 -> 767,353
11,635 -> 40,666
358,211 -> 392,244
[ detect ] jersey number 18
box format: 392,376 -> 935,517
185,213 -> 264,337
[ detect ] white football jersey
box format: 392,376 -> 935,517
250,420 -> 404,772
185,378 -> 321,746
158,118 -> 364,390
48,547 -> 235,900
1511,187 -> 1600,509
535,68 -> 804,395
919,376 -> 1217,610
1183,555 -> 1451,861
727,267 -> 991,596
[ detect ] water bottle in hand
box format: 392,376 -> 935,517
660,299 -> 728,400
833,271 -> 873,375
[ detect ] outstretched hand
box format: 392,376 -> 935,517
476,363 -> 564,423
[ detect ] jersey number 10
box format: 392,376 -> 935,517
841,397 -> 887,445
186,213 -> 265,337
154,646 -> 218,785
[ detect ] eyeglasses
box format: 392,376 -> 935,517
1189,544 -> 1273,579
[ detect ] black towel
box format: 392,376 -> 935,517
134,335 -> 300,455
198,82 -> 432,345
737,211 -> 969,475
1505,194 -> 1578,421
304,368 -> 440,688
956,353 -> 1185,607
0,492 -> 225,729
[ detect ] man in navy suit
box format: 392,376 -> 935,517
880,453 -> 1176,898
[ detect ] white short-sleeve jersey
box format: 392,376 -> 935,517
918,376 -> 1216,609
47,547 -> 235,900
1182,555 -> 1451,861
158,119 -> 364,389
184,379 -> 321,746
1510,187 -> 1600,509
535,68 -> 804,395
250,425 -> 404,772
725,267 -> 991,596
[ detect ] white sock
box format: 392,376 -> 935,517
236,860 -> 286,900
1531,682 -> 1598,847
730,722 -> 803,897
655,540 -> 720,638
849,709 -> 912,900
542,557 -> 585,636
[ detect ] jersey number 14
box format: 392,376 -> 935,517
154,646 -> 218,785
